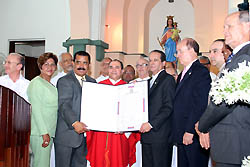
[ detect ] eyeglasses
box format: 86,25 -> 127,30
136,64 -> 148,68
3,61 -> 20,65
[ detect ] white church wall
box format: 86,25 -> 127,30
149,0 -> 195,52
0,0 -> 70,57
228,0 -> 243,13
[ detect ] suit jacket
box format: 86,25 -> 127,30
141,70 -> 176,143
54,71 -> 96,148
199,43 -> 250,164
172,60 -> 211,144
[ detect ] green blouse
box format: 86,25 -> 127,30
27,76 -> 58,137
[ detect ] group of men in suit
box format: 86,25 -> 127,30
51,11 -> 249,167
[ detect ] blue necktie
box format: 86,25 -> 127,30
226,53 -> 234,64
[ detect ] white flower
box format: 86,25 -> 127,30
210,61 -> 250,105
242,156 -> 250,167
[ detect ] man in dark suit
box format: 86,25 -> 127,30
54,51 -> 96,167
140,50 -> 176,167
197,11 -> 250,167
172,38 -> 211,167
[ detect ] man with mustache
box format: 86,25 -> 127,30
54,51 -> 96,167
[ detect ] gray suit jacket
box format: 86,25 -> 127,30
198,43 -> 250,164
54,71 -> 96,148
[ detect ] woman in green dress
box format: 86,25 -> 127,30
27,52 -> 58,167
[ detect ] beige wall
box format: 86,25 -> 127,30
193,0 -> 228,52
68,0 -> 232,78
105,0 -> 125,51
70,0 -> 90,39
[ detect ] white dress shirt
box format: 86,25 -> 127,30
134,76 -> 150,82
150,69 -> 164,88
0,74 -> 30,101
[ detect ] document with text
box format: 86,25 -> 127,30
80,81 -> 148,132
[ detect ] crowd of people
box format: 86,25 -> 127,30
0,11 -> 249,167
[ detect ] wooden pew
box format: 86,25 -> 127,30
0,86 -> 31,167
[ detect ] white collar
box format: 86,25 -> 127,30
152,69 -> 164,80
135,76 -> 150,82
184,59 -> 197,71
109,78 -> 121,85
233,41 -> 250,55
7,73 -> 23,83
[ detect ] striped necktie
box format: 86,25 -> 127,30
226,53 -> 234,64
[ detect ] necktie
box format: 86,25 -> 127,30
150,77 -> 154,88
180,67 -> 187,81
81,76 -> 86,86
226,53 -> 234,64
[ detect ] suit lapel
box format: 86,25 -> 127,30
226,43 -> 250,70
149,70 -> 165,95
175,60 -> 198,96
69,71 -> 82,90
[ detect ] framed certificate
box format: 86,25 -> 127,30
80,81 -> 148,132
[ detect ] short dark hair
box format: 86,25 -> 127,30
150,50 -> 166,62
73,51 -> 91,63
110,59 -> 124,69
213,39 -> 225,43
37,52 -> 58,69
124,65 -> 135,73
199,56 -> 210,65
213,39 -> 233,52
185,38 -> 200,55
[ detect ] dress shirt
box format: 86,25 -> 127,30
150,69 -> 164,88
74,73 -> 86,86
180,67 -> 187,81
134,76 -> 150,82
0,74 -> 30,101
216,63 -> 226,80
210,72 -> 216,82
51,71 -> 67,86
233,41 -> 250,55
180,59 -> 198,81
96,75 -> 109,83
227,41 -> 250,64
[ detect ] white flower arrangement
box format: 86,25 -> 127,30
242,156 -> 250,167
209,61 -> 250,105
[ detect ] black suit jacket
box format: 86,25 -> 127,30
54,71 -> 96,148
172,60 -> 211,144
141,70 -> 176,143
199,43 -> 250,164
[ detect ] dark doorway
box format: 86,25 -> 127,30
9,40 -> 45,81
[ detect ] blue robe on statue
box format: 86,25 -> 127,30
162,27 -> 177,62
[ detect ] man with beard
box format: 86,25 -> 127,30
51,52 -> 73,86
